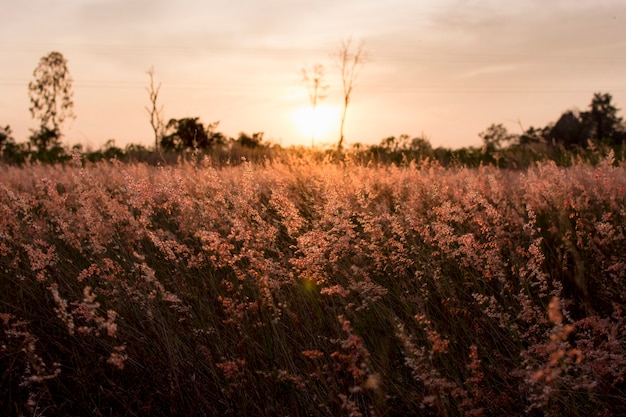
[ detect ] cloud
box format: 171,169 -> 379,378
459,64 -> 519,79
75,0 -> 168,26
425,0 -> 626,54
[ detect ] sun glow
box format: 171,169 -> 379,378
292,105 -> 340,147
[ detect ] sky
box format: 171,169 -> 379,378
1,0 -> 626,150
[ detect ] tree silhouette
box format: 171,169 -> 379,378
161,118 -> 225,152
479,123 -> 517,151
547,93 -> 625,149
581,92 -> 624,145
332,38 -> 369,151
28,51 -> 75,151
549,111 -> 588,149
0,125 -> 13,151
234,132 -> 264,149
0,125 -> 28,164
161,118 -> 208,151
145,67 -> 165,151
301,63 -> 329,148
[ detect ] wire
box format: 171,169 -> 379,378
2,42 -> 626,64
2,79 -> 625,96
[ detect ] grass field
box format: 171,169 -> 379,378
1,153 -> 626,416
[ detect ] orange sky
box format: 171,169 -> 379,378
1,0 -> 626,150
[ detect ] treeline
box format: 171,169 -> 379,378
0,120 -> 272,166
1,92 -> 625,168
352,92 -> 626,168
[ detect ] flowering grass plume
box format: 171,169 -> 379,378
1,152 -> 625,416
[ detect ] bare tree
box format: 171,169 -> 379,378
332,38 -> 369,151
301,63 -> 329,147
145,66 -> 165,151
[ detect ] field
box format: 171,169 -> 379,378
1,153 -> 626,416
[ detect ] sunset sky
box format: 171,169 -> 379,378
1,0 -> 625,150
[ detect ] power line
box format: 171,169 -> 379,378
2,78 -> 625,95
2,42 -> 626,64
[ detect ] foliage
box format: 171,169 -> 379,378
479,123 -> 517,151
160,117 -> 226,152
580,92 -> 625,145
542,93 -> 626,149
27,51 -> 75,148
28,126 -> 62,156
0,126 -> 29,164
0,125 -> 13,148
234,131 -> 265,149
548,110 -> 588,149
1,155 -> 626,416
354,134 -> 434,165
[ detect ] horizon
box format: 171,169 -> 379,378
1,0 -> 625,150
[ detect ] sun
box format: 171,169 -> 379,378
292,105 -> 339,147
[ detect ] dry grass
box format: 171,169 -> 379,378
1,152 -> 625,416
